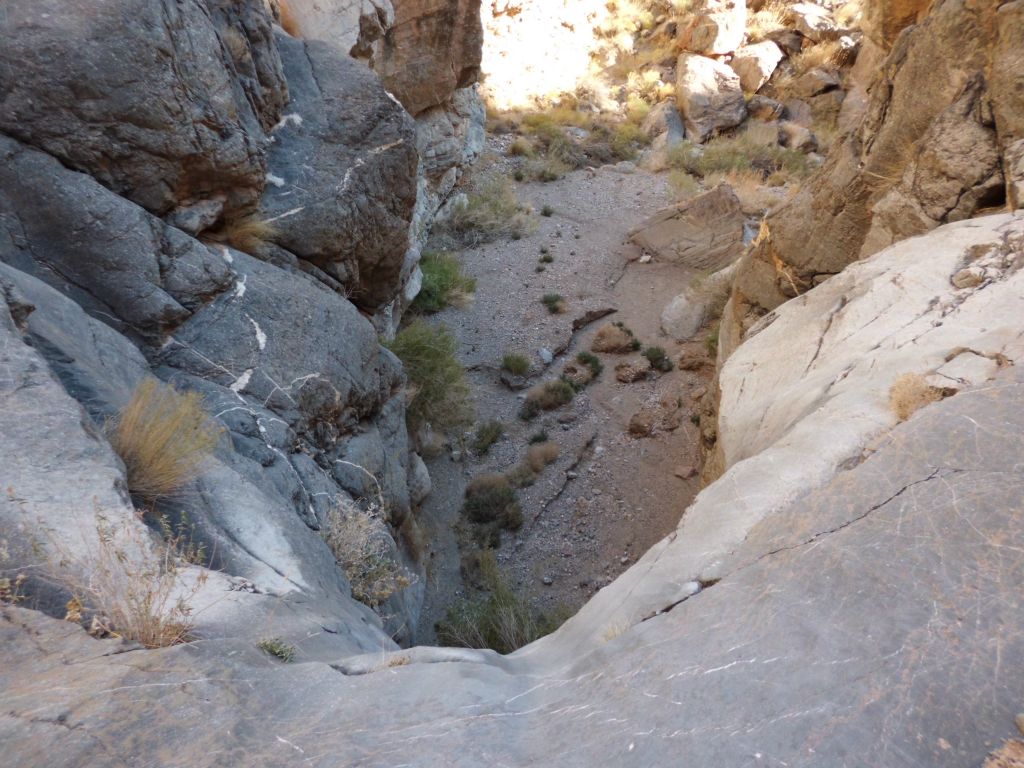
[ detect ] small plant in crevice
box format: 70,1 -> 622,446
106,379 -> 223,504
436,552 -> 564,654
705,323 -> 720,357
471,420 -> 505,456
385,321 -> 474,432
258,637 -> 296,662
643,346 -> 674,373
321,490 -> 414,610
411,251 -> 476,314
501,353 -> 531,376
541,293 -> 567,314
212,213 -> 279,254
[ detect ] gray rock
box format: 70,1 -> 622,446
675,53 -> 747,142
0,136 -> 235,338
260,34 -> 419,312
0,0 -> 276,216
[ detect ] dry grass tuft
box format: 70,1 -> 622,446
747,2 -> 789,42
107,379 -> 222,503
57,516 -> 205,648
322,492 -> 413,609
215,214 -> 279,254
466,473 -> 511,498
889,373 -> 944,421
591,323 -> 637,354
525,442 -> 560,473
434,176 -> 535,246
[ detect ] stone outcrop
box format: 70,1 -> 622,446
724,0 -> 1024,354
3,215 -> 1023,768
680,0 -> 747,55
630,184 -> 745,270
675,53 -> 747,141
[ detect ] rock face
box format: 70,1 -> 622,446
3,215 -> 1023,767
724,0 -> 1024,352
0,0 -> 486,644
675,53 -> 747,142
630,184 -> 745,270
680,0 -> 747,55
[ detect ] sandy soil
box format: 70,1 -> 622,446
414,144 -> 714,642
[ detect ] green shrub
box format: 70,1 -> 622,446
609,121 -> 651,160
434,176 -> 534,247
436,553 -> 562,654
528,429 -> 549,444
411,252 -> 476,314
668,131 -> 811,181
462,474 -> 523,537
385,321 -> 473,431
472,420 -> 504,455
541,293 -> 566,314
521,379 -> 575,420
258,637 -> 296,662
540,253 -> 554,264
705,322 -> 720,357
501,353 -> 531,376
508,137 -> 534,157
643,346 -> 674,372
576,351 -> 603,377
541,204 -> 555,217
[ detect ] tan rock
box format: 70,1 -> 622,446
629,184 -> 744,272
615,358 -> 651,383
729,41 -> 784,93
861,0 -> 931,50
681,0 -> 746,55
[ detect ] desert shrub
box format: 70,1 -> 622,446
472,420 -> 505,455
540,253 -> 554,264
643,346 -> 674,372
541,293 -> 567,314
889,374 -> 944,421
385,321 -> 473,431
746,1 -> 788,42
668,170 -> 700,198
521,380 -> 575,420
501,353 -> 531,376
436,552 -> 561,654
527,156 -> 572,182
411,252 -> 476,314
106,379 -> 222,503
541,204 -> 555,217
435,176 -> 534,246
322,493 -> 413,608
528,430 -> 549,444
668,132 -> 811,181
258,637 -> 296,662
56,516 -> 205,648
462,474 -> 523,532
705,322 -> 720,357
591,323 -> 636,353
525,442 -> 560,473
508,137 -> 535,157
576,351 -> 603,377
609,121 -> 651,160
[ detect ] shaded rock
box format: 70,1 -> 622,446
641,100 -> 686,141
260,35 -> 419,312
629,184 -> 744,271
729,41 -> 784,93
0,0 -> 277,216
789,67 -> 842,99
615,358 -> 652,383
675,53 -> 747,142
780,121 -> 818,152
747,94 -> 785,121
661,262 -> 738,341
0,135 -> 234,338
273,0 -> 394,58
765,27 -> 804,56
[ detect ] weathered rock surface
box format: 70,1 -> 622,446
726,0 -> 1024,348
630,184 -> 745,270
261,35 -> 419,311
0,0 -> 278,217
675,53 -> 747,142
680,0 -> 747,55
729,41 -> 784,93
661,262 -> 737,341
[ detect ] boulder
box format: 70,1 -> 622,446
787,2 -> 839,42
374,0 -> 484,116
0,0 -> 278,217
630,184 -> 745,271
675,53 -> 747,142
729,41 -> 784,93
661,262 -> 738,341
274,0 -> 395,58
639,100 -> 688,170
779,121 -> 818,152
260,35 -> 419,311
747,94 -> 785,121
788,67 -> 842,99
680,0 -> 747,55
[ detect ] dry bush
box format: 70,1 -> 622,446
471,420 -> 505,455
214,214 -> 279,254
592,323 -> 637,353
501,352 -> 531,376
322,493 -> 413,609
526,442 -> 560,473
466,472 -> 511,498
747,2 -> 789,42
525,380 -> 576,411
889,373 -> 944,421
462,474 -> 522,532
411,251 -> 476,314
669,130 -> 812,181
508,137 -> 535,157
107,379 -> 223,503
435,176 -> 535,246
56,516 -> 204,648
789,40 -> 847,76
706,169 -> 780,213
